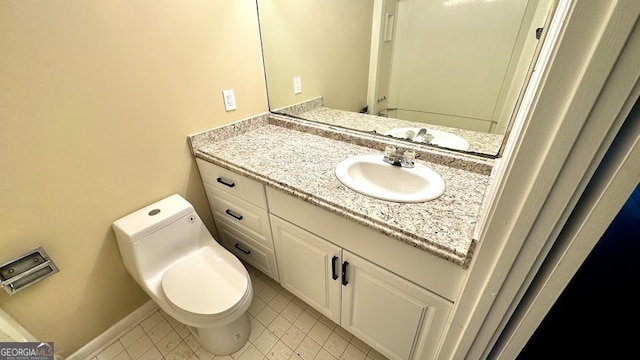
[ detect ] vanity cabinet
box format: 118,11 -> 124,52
195,158 -> 279,281
195,158 -> 467,360
271,215 -> 452,360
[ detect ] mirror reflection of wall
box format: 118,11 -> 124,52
383,0 -> 551,134
259,0 -> 555,156
259,0 -> 373,112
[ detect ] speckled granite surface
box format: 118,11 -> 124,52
188,112 -> 270,151
276,99 -> 504,156
189,114 -> 494,268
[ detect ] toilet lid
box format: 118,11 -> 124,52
161,247 -> 248,315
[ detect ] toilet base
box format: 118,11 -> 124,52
189,312 -> 251,355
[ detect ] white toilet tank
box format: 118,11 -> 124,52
112,194 -> 213,284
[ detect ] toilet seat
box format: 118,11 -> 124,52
162,246 -> 249,316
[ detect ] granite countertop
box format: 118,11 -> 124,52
189,113 -> 494,268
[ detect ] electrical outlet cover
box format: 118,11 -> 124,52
222,89 -> 237,111
293,77 -> 302,94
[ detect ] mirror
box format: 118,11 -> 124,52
258,0 -> 557,157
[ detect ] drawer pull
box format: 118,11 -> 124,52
331,256 -> 339,280
234,243 -> 251,255
216,177 -> 236,188
342,261 -> 349,286
225,209 -> 243,221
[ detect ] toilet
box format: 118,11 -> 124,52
112,194 -> 252,355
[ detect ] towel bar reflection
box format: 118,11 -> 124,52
0,247 -> 59,295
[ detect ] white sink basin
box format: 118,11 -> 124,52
335,154 -> 445,203
384,127 -> 470,151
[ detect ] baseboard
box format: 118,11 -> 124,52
66,300 -> 158,360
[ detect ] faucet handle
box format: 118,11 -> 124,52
402,150 -> 416,168
423,133 -> 435,144
403,150 -> 415,163
385,145 -> 396,157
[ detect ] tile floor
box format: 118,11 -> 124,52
90,265 -> 390,360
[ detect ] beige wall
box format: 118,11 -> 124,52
0,0 -> 267,356
259,0 -> 373,112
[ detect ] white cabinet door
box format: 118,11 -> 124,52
341,251 -> 452,360
271,215 -> 342,323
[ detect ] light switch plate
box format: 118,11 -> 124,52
222,89 -> 236,111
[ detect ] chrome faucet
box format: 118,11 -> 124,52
383,146 -> 415,168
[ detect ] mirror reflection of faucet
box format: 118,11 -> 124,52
405,130 -> 416,140
413,128 -> 434,144
414,128 -> 426,142
384,127 -> 470,150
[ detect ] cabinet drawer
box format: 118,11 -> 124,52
205,183 -> 273,250
196,158 -> 267,209
216,221 -> 279,282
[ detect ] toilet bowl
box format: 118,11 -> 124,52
112,194 -> 252,355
